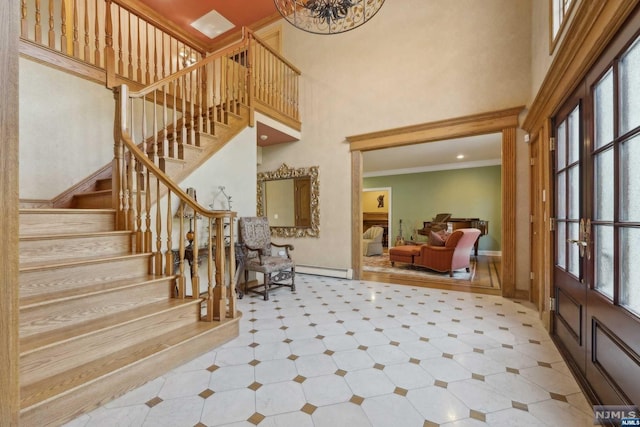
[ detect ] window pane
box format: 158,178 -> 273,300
620,227 -> 640,316
621,135 -> 640,222
620,36 -> 640,134
557,122 -> 566,169
594,148 -> 614,221
594,225 -> 614,299
557,171 -> 566,219
568,166 -> 580,219
594,69 -> 614,149
568,106 -> 580,164
557,222 -> 566,269
568,221 -> 580,278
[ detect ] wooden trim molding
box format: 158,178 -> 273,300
501,127 -> 517,298
349,107 -> 524,297
346,106 -> 523,152
523,0 -> 639,133
0,0 -> 21,423
351,151 -> 363,279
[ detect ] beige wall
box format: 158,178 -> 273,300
260,0 -> 533,288
19,58 -> 115,199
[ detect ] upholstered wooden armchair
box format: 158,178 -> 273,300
414,228 -> 481,276
238,217 -> 295,300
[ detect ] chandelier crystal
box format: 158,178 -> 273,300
274,0 -> 385,35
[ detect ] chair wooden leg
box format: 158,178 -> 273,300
291,270 -> 296,292
263,275 -> 269,300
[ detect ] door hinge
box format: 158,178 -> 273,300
549,297 -> 556,311
530,214 -> 534,224
550,137 -> 556,151
530,158 -> 536,166
530,271 -> 535,280
549,218 -> 556,231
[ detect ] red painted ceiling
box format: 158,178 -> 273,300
137,0 -> 279,45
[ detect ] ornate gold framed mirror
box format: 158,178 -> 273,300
257,163 -> 319,237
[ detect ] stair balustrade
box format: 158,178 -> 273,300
113,32 -> 251,320
20,0 -> 301,125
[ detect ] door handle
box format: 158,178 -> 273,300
567,218 -> 591,260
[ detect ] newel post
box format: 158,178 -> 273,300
104,0 -> 116,88
112,84 -> 126,230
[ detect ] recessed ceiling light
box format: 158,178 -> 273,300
190,9 -> 234,39
456,154 -> 465,159
260,135 -> 268,141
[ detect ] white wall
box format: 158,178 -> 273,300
260,0 -> 533,290
19,58 -> 114,199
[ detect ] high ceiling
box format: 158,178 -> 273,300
136,0 -> 279,48
134,1 -> 502,173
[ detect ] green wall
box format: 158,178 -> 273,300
364,165 -> 502,251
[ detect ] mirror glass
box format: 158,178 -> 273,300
257,163 -> 319,237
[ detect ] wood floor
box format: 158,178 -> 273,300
362,253 -> 502,296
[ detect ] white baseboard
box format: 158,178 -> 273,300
297,265 -> 353,280
478,250 -> 502,257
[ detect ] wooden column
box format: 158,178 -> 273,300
501,127 -> 517,297
0,0 -> 21,423
351,150 -> 363,280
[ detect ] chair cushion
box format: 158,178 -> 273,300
246,256 -> 295,274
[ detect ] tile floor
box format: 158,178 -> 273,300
64,274 -> 595,427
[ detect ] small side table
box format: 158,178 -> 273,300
172,243 -> 244,297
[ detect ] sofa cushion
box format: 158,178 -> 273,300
429,230 -> 450,246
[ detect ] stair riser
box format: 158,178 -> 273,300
20,301 -> 202,388
20,234 -> 132,265
94,179 -> 112,191
20,318 -> 239,427
72,192 -> 112,209
20,279 -> 175,342
20,255 -> 152,305
20,211 -> 115,236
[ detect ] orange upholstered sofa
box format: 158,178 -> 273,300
413,228 -> 481,276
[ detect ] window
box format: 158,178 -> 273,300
550,0 -> 575,51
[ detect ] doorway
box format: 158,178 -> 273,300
348,107 -> 523,298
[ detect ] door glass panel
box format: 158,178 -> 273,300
594,148 -> 614,221
621,135 -> 640,222
557,122 -> 567,168
568,106 -> 580,164
568,221 -> 580,277
594,69 -> 614,149
620,227 -> 640,316
620,36 -> 640,135
557,171 -> 566,219
557,222 -> 566,269
594,225 -> 614,299
568,166 -> 580,219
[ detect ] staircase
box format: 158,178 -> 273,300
18,208 -> 240,426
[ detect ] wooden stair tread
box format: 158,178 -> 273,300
20,276 -> 173,331
20,297 -> 190,353
20,319 -> 232,409
21,272 -> 160,307
20,251 -> 132,269
19,252 -> 149,272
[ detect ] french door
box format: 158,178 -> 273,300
553,11 -> 640,405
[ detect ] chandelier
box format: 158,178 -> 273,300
274,0 -> 385,35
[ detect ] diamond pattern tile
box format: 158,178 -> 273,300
65,274 -> 592,427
